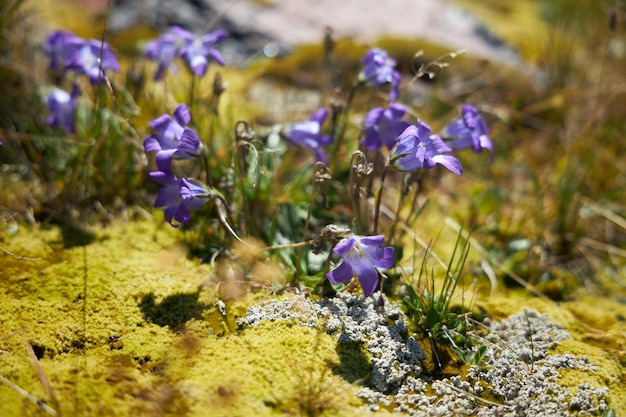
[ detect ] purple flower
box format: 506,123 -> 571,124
144,28 -> 184,80
144,103 -> 201,170
327,235 -> 395,297
66,38 -> 120,85
389,120 -> 463,175
45,84 -> 80,134
445,104 -> 493,158
172,26 -> 228,77
285,107 -> 333,163
43,30 -> 82,71
149,170 -> 209,227
358,48 -> 402,101
361,102 -> 411,151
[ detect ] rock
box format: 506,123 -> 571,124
108,0 -> 519,65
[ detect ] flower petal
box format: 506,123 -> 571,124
327,261 -> 355,284
375,246 -> 395,269
173,103 -> 191,126
333,236 -> 357,257
202,28 -> 228,44
359,235 -> 385,247
431,154 -> 463,175
174,204 -> 192,224
155,149 -> 177,171
207,49 -> 225,66
310,107 -> 329,125
144,134 -> 161,153
353,266 -> 379,297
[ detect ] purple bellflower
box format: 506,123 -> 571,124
358,48 -> 402,101
171,26 -> 228,77
361,102 -> 411,151
144,29 -> 182,81
445,104 -> 493,158
149,170 -> 209,227
45,84 -> 80,134
389,120 -> 463,175
43,30 -> 82,71
66,38 -> 120,85
144,103 -> 201,170
285,107 -> 333,163
327,235 -> 395,297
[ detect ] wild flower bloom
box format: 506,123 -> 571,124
144,29 -> 182,80
149,170 -> 209,227
445,104 -> 493,157
144,103 -> 201,170
361,102 -> 411,151
45,84 -> 80,134
285,107 -> 333,163
327,235 -> 395,297
172,26 -> 228,77
358,48 -> 401,101
43,30 -> 82,71
66,38 -> 120,84
389,120 -> 463,175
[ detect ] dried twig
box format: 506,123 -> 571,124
0,375 -> 57,416
25,339 -> 61,416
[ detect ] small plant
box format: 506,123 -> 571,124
401,231 -> 486,371
285,356 -> 341,417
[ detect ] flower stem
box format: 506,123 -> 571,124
189,74 -> 196,110
234,121 -> 253,237
330,80 -> 360,172
295,183 -> 318,280
373,164 -> 389,235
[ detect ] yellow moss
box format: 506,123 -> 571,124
450,0 -> 551,61
2,211 -> 625,415
0,216 -> 374,416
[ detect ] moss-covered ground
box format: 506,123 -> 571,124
1,216 -> 625,416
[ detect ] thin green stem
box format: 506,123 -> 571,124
295,187 -> 317,280
386,182 -> 407,244
235,144 -> 250,237
330,80 -> 361,172
372,164 -> 389,235
202,148 -> 214,188
189,74 -> 196,110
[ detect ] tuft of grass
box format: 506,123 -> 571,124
401,229 -> 488,372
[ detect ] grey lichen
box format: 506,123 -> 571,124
238,297 -> 610,416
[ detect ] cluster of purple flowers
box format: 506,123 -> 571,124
282,48 -> 493,297
144,26 -> 228,80
42,30 -> 121,134
44,30 -> 120,85
143,104 -> 209,227
364,103 -> 492,176
357,47 -> 492,171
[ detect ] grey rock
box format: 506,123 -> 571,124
109,0 -> 520,65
